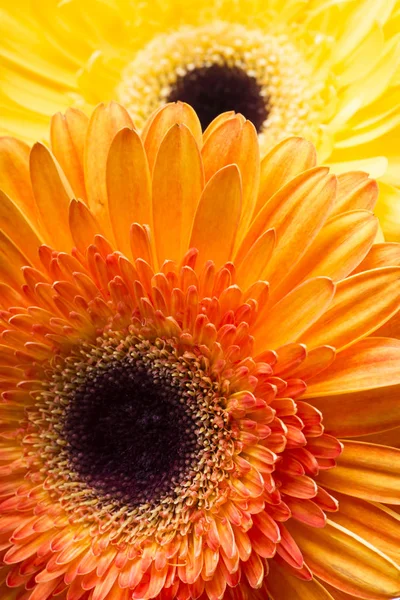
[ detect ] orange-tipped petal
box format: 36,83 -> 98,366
189,165 -> 242,269
288,519 -> 400,600
317,441 -> 400,504
106,127 -> 152,258
152,123 -> 204,265
235,228 -> 276,290
69,199 -> 104,255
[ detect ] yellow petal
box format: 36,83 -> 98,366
317,441 -> 400,505
189,165 -> 242,269
106,127 -> 152,259
305,337 -> 400,397
301,267 -> 400,351
29,142 -> 74,251
84,102 -> 133,237
255,137 -> 317,216
50,108 -> 89,204
253,277 -> 335,353
152,123 -> 204,265
288,518 -> 400,600
143,102 -> 202,173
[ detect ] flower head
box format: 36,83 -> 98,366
0,102 -> 400,600
0,0 -> 399,238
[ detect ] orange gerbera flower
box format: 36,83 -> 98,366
0,102 -> 399,600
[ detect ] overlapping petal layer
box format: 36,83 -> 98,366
0,102 -> 399,600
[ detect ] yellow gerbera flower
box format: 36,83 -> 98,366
0,0 -> 399,239
0,101 -> 399,600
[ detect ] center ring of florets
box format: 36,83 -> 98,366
24,333 -> 237,543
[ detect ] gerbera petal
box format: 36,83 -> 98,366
152,123 -> 204,265
0,190 -> 43,269
317,441 -> 400,504
29,142 -> 74,251
50,108 -> 89,204
106,127 -> 152,258
353,242 -> 400,273
201,117 -> 260,245
84,101 -> 133,236
289,518 -> 400,600
308,383 -> 400,437
268,560 -> 334,599
236,168 -> 336,286
253,277 -> 335,352
304,337 -> 400,397
301,267 -> 400,350
0,136 -> 36,222
189,164 -> 242,268
255,136 -> 317,216
330,492 -> 400,564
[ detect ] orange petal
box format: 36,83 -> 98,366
152,123 -> 204,265
271,210 -> 378,303
253,277 -> 335,353
106,127 -> 152,258
304,337 -> 400,397
351,426 -> 400,448
69,199 -> 104,255
288,518 -> 400,600
301,268 -> 400,351
330,492 -> 400,564
202,112 -> 236,143
0,136 -> 36,223
189,165 -> 242,269
268,560 -> 334,599
0,230 -> 31,287
309,383 -> 400,437
143,102 -> 202,172
50,108 -> 89,203
84,102 -> 133,237
201,117 -> 260,245
0,190 -> 43,269
29,142 -> 74,251
331,172 -> 378,215
255,137 -> 317,216
352,242 -> 400,274
236,168 -> 336,288
317,441 -> 400,504
235,228 -> 276,290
